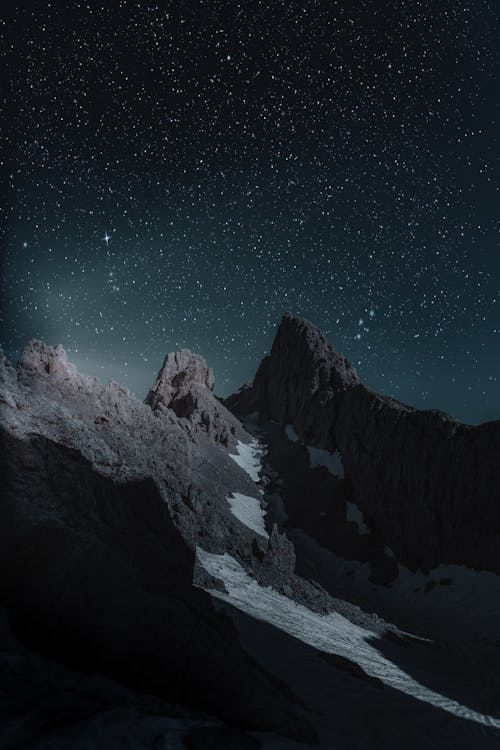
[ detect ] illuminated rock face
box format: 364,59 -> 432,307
145,347 -> 246,448
146,348 -> 215,407
0,343 -> 314,742
2,319 -> 500,748
227,313 -> 500,575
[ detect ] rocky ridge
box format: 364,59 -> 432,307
0,340 -> 315,742
226,313 -> 500,576
145,348 -> 246,448
2,324 -> 500,749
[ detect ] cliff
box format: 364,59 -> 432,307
226,313 -> 500,574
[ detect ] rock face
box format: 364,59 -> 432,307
0,601 -> 239,750
146,348 -> 215,405
0,341 -> 313,741
226,313 -> 500,575
146,348 -> 246,448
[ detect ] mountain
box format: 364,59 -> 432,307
0,340 -> 316,745
226,313 -> 500,578
1,322 -> 500,749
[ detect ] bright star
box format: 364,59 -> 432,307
103,232 -> 111,245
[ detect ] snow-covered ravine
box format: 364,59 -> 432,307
226,437 -> 269,537
196,548 -> 500,731
229,438 -> 263,482
227,492 -> 268,538
288,525 -> 500,643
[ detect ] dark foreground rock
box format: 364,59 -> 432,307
183,725 -> 262,749
0,428 -> 314,740
0,603 -> 212,749
226,313 -> 500,575
0,343 -> 315,742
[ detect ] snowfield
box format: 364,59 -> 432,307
229,438 -> 263,482
196,548 -> 500,731
227,492 -> 268,538
346,501 -> 370,535
283,422 -> 345,479
307,446 -> 345,478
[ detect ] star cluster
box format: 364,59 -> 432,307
1,1 -> 499,422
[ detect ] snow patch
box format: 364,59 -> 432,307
196,549 -> 500,730
284,424 -> 299,442
227,492 -> 268,538
288,527 -> 500,642
307,446 -> 344,478
346,501 -> 370,535
229,439 -> 262,482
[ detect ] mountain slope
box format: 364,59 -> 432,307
226,313 -> 500,575
2,327 -> 500,750
0,340 -> 314,742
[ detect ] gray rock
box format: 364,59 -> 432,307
0,341 -> 314,741
146,348 -> 246,448
255,525 -> 296,588
146,348 -> 215,407
226,313 -> 500,575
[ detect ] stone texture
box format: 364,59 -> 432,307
256,524 -> 296,587
226,313 -> 500,575
0,342 -> 314,741
0,602 -> 221,750
146,348 -> 246,448
146,348 -> 215,405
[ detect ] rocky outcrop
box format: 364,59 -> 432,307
227,313 -> 359,445
146,349 -> 215,406
0,342 -> 314,741
1,341 -> 264,558
255,524 -> 296,587
17,340 -> 76,378
226,313 -> 500,575
146,348 -> 246,448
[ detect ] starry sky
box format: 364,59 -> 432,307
1,1 -> 499,424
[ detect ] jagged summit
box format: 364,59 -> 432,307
226,312 -> 360,422
226,313 -> 500,576
18,339 -> 77,378
147,348 -> 215,403
273,311 -> 360,385
0,337 -> 315,741
145,348 -> 215,411
145,347 -> 244,447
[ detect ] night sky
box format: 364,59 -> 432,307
1,1 -> 499,424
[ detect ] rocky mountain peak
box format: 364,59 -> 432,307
227,314 -> 500,577
273,312 -> 360,389
144,348 -> 246,448
17,340 -> 77,379
145,348 -> 215,411
225,313 -> 360,418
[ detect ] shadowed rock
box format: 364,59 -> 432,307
226,313 -> 500,575
0,343 -> 316,742
0,428 -> 315,741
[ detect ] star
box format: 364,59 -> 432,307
2,2 -> 497,424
